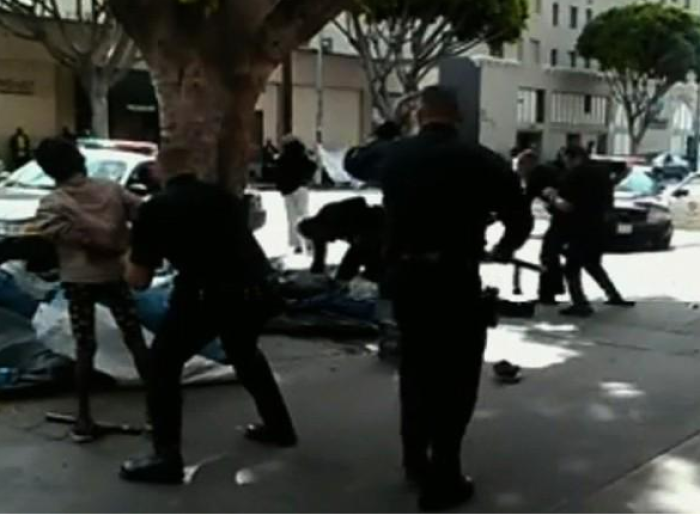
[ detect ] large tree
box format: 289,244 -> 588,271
0,1 -> 138,137
335,0 -> 528,123
578,3 -> 700,154
110,0 -> 351,193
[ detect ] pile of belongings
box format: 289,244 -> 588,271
0,263 -> 236,397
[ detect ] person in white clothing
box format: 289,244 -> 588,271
271,136 -> 316,254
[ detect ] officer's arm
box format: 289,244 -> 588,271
310,239 -> 327,275
336,243 -> 363,282
344,141 -> 388,185
489,154 -> 534,257
127,201 -> 163,291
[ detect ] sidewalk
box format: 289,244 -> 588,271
3,296 -> 700,513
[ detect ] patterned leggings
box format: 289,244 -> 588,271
63,282 -> 150,408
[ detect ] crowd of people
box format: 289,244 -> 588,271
12,84 -> 639,512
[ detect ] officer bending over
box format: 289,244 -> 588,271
298,197 -> 384,283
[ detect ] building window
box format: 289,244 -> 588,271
586,8 -> 593,23
584,58 -> 592,69
570,6 -> 579,29
550,48 -> 559,66
686,0 -> 691,8
530,38 -> 541,65
517,39 -> 525,62
569,51 -> 578,68
490,44 -> 504,58
534,0 -> 542,14
536,89 -> 546,123
553,2 -> 559,26
551,92 -> 608,126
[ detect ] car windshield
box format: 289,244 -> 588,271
7,158 -> 129,190
616,169 -> 659,197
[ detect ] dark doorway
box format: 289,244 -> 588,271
75,70 -> 159,142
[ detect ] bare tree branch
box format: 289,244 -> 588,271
259,0 -> 353,63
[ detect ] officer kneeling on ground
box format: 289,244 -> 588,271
372,86 -> 533,511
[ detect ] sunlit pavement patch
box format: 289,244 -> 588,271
183,453 -> 227,485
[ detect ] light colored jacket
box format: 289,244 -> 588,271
35,175 -> 141,284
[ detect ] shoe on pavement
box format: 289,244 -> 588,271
120,455 -> 184,485
70,422 -> 103,444
560,305 -> 594,318
404,461 -> 430,489
418,475 -> 475,512
605,298 -> 636,307
244,423 -> 298,448
493,360 -> 523,384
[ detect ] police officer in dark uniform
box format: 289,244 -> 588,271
120,148 -> 297,484
516,150 -> 567,303
377,86 -> 533,511
298,197 -> 385,283
550,146 -> 635,316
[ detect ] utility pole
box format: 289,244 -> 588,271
694,77 -> 700,171
315,31 -> 326,147
314,32 -> 333,184
281,54 -> 294,137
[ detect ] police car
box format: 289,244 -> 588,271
0,146 -> 267,240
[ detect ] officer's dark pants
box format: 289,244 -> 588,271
148,285 -> 295,459
539,221 -> 566,300
391,262 -> 487,482
565,237 -> 622,307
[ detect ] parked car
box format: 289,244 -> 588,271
666,173 -> 700,231
0,148 -> 267,241
78,138 -> 158,157
608,166 -> 674,251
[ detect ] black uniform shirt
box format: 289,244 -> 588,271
381,124 -> 533,266
130,175 -> 270,288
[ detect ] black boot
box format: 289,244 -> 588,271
244,423 -> 298,448
418,475 -> 475,512
560,304 -> 594,317
120,454 -> 184,485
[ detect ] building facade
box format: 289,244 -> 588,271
467,0 -> 700,159
0,23 -> 372,165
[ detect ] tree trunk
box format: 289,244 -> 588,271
110,0 -> 352,193
150,55 -> 269,194
84,72 -> 111,138
625,110 -> 640,155
394,76 -> 421,134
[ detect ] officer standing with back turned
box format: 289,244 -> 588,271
379,86 -> 532,511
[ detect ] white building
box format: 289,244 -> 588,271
314,0 -> 700,159
461,0 -> 700,159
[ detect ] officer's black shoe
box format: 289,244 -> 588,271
244,423 -> 298,448
418,475 -> 475,512
120,455 -> 184,485
404,462 -> 430,489
560,304 -> 594,318
605,298 -> 636,308
537,296 -> 559,306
